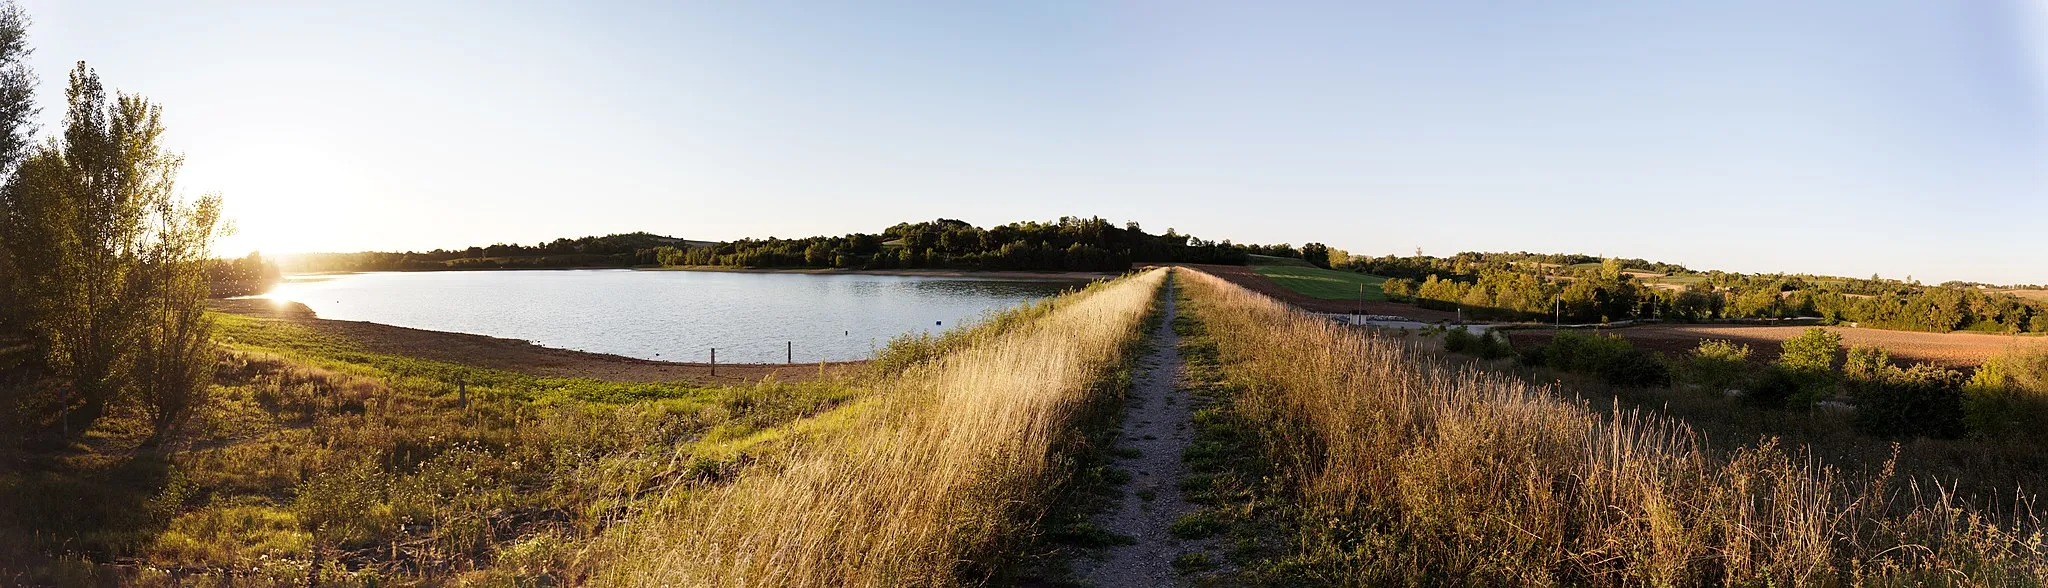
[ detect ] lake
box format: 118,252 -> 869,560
253,270 -> 1086,363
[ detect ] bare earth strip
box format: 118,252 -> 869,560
1509,323 -> 2047,368
1076,277 -> 1209,586
210,298 -> 859,384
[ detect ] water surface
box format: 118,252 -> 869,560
256,270 -> 1083,363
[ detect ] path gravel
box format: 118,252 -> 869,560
1075,278 -> 1211,586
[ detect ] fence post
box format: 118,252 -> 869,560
787,341 -> 793,365
710,348 -> 717,377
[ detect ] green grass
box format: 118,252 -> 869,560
1647,273 -> 1707,286
1244,254 -> 1315,268
1250,264 -> 1389,301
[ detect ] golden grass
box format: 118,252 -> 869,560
1176,268 -> 2046,585
593,268 -> 1167,586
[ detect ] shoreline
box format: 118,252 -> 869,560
636,265 -> 1114,281
278,266 -> 1114,282
210,298 -> 864,385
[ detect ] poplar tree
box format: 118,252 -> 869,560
0,61 -> 223,439
0,0 -> 36,333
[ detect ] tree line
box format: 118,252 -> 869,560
284,217 -> 1299,274
0,6 -> 225,444
278,231 -> 686,272
1362,253 -> 2048,333
656,217 -> 1271,272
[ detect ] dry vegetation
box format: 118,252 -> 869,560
585,268 -> 1165,585
2,271 -> 1160,585
1173,268 -> 2045,585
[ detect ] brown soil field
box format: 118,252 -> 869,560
1992,289 -> 2048,302
212,298 -> 861,385
1506,323 -> 2046,369
1169,264 -> 1461,321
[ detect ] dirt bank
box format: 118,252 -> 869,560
1507,323 -> 2045,369
211,298 -> 861,385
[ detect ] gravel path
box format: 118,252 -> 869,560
1076,277 -> 1209,586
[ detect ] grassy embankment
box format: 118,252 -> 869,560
1,270 -> 1161,585
1246,255 -> 1388,302
1169,268 -> 2043,585
2,311 -> 865,584
590,268 -> 1166,585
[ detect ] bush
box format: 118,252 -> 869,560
1775,328 -> 1843,404
1964,348 -> 2048,437
1777,327 -> 1841,376
1443,326 -> 1476,354
1843,346 -> 1891,381
1545,331 -> 1633,374
1744,366 -> 1803,408
1599,349 -> 1672,389
1475,330 -> 1514,360
1850,364 -> 1966,439
1683,339 -> 1751,392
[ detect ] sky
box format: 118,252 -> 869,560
15,0 -> 2048,284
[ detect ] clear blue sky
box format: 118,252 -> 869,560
17,1 -> 2048,284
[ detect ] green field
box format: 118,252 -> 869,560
1248,257 -> 1389,301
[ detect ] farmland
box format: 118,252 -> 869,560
1509,323 -> 2047,368
1246,255 -> 1389,301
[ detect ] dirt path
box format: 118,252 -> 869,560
1076,275 -> 1210,586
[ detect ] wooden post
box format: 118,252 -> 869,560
710,348 -> 717,377
787,341 -> 793,365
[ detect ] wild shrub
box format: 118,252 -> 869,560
1543,331 -> 1633,374
1843,345 -> 1891,381
1744,366 -> 1804,408
1475,330 -> 1514,360
1849,363 -> 1967,439
1598,349 -> 1671,389
1775,328 -> 1842,403
1964,347 -> 2048,438
1683,339 -> 1751,392
1442,326 -> 1476,353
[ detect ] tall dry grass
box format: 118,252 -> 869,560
594,268 -> 1166,586
1178,269 -> 2045,585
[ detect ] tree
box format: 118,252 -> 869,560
0,62 -> 223,439
0,0 -> 33,334
1301,242 -> 1331,269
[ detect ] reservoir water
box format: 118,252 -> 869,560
254,269 -> 1085,363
